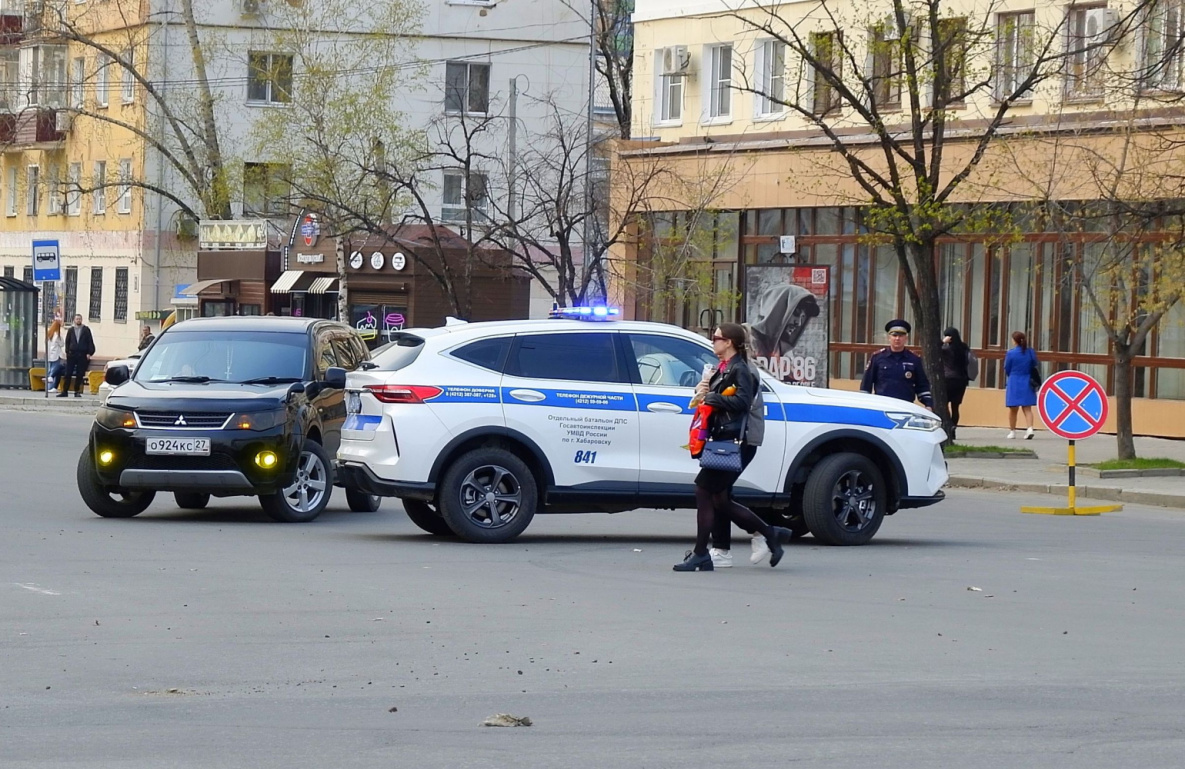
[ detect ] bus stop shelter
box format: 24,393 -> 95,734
0,277 -> 38,389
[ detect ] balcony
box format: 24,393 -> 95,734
7,108 -> 64,148
0,9 -> 21,46
20,0 -> 58,40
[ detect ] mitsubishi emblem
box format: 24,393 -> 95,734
174,415 -> 188,426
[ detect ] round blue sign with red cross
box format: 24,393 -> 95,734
1037,370 -> 1109,440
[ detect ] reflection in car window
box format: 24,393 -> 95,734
507,333 -> 623,384
331,336 -> 361,371
628,334 -> 717,387
315,334 -> 338,378
135,331 -> 310,383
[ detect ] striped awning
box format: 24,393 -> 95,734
307,277 -> 339,294
270,270 -> 307,294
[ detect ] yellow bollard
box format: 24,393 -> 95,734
1022,439 -> 1123,516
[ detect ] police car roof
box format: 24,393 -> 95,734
420,318 -> 706,340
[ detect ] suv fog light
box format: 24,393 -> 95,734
98,450 -> 115,466
255,451 -> 278,469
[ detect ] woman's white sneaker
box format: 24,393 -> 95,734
709,548 -> 733,568
1006,430 -> 1016,439
1024,427 -> 1034,440
750,534 -> 771,565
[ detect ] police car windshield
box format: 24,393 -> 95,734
135,331 -> 310,384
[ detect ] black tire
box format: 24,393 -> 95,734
76,448 -> 155,518
174,492 -> 210,510
402,499 -> 454,536
802,452 -> 887,546
259,440 -> 333,523
437,447 -> 537,543
346,488 -> 381,513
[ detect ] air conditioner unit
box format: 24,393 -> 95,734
54,111 -> 72,133
241,0 -> 262,15
1084,7 -> 1118,43
661,46 -> 691,76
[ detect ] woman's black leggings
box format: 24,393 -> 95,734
699,491 -> 772,555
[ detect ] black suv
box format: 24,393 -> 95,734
77,316 -> 376,522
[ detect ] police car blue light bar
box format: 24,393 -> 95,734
548,304 -> 622,321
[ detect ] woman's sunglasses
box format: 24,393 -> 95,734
711,335 -> 728,342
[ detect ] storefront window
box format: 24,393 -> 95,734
717,212 -> 740,261
874,246 -> 899,339
1158,302 -> 1185,398
815,207 -> 840,235
350,303 -> 407,349
939,242 -> 966,333
202,301 -> 233,317
1006,242 -> 1035,344
757,209 -> 782,236
967,243 -> 986,349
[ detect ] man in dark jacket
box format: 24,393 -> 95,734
61,314 -> 95,398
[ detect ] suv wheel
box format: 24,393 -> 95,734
345,488 -> 381,513
438,448 -> 537,543
402,499 -> 454,536
76,449 -> 155,518
260,440 -> 332,523
174,492 -> 210,510
802,452 -> 886,546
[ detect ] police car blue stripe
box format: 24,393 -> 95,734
783,404 -> 896,429
344,414 -> 382,431
500,387 -> 638,412
425,385 -> 501,404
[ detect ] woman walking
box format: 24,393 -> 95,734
46,319 -> 65,393
674,323 -> 792,572
1004,331 -> 1039,439
941,327 -> 975,441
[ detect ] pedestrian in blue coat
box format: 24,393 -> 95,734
1004,331 -> 1038,439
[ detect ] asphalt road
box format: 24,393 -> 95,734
3,410 -> 1184,768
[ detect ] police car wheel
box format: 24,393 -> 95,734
438,448 -> 537,544
802,452 -> 886,546
402,499 -> 454,536
345,488 -> 381,513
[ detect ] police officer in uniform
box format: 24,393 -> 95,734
860,320 -> 934,408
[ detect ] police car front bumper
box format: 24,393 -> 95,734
897,490 -> 945,509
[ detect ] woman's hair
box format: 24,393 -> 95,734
717,323 -> 750,360
47,319 -> 61,339
1012,331 -> 1028,350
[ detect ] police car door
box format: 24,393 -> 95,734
501,330 -> 639,492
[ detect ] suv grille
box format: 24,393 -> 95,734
137,412 -> 231,429
128,455 -> 240,471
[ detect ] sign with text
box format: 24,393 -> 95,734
32,240 -> 61,282
745,265 -> 830,387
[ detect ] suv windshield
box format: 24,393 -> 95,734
134,331 -> 310,384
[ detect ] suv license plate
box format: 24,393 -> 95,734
346,392 -> 361,415
146,437 -> 211,456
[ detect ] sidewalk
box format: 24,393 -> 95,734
947,426 -> 1185,510
0,388 -> 100,413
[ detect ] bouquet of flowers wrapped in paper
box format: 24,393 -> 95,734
687,384 -> 734,458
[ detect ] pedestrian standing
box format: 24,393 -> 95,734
61,314 -> 95,399
1004,331 -> 1038,439
674,323 -> 791,572
940,327 -> 977,441
45,320 -> 66,392
137,324 -> 156,351
860,320 -> 934,408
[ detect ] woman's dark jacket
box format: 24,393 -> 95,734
702,355 -> 765,446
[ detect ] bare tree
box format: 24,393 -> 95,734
564,0 -> 634,139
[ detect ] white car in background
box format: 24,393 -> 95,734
97,353 -> 141,405
336,309 -> 948,546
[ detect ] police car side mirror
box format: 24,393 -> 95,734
105,365 -> 130,386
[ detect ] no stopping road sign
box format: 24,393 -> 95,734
1037,370 -> 1109,440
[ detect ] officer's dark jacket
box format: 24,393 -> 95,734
859,347 -> 934,407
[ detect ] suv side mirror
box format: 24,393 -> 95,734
324,366 -> 347,390
105,365 -> 130,386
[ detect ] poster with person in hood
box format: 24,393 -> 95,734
746,265 -> 830,387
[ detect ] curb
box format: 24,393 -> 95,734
1078,467 -> 1185,479
947,475 -> 1185,510
945,451 -> 1038,459
0,397 -> 98,415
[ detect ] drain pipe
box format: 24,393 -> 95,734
152,0 -> 170,318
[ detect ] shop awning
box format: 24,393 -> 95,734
180,279 -> 234,296
270,270 -> 311,294
307,277 -> 339,294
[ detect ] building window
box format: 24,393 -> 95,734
936,17 -> 968,103
441,169 -> 489,221
444,61 -> 490,114
22,45 -> 67,108
70,56 -> 84,109
88,267 -> 103,322
47,164 -> 61,215
870,23 -> 903,108
1143,0 -> 1184,91
655,47 -> 685,123
66,163 -> 81,216
755,40 -> 785,117
26,165 -> 39,216
92,161 -> 107,214
0,49 -> 17,112
117,158 -> 132,214
996,12 -> 1036,100
5,166 -> 15,217
121,48 -> 135,103
1066,6 -> 1110,99
95,52 -> 109,107
811,32 -> 842,115
247,52 -> 293,104
64,266 -> 77,320
243,162 -> 290,216
2,266 -> 12,279
705,44 -> 732,120
114,267 -> 128,322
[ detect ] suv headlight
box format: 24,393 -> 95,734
95,406 -> 137,429
886,411 -> 942,432
231,410 -> 285,431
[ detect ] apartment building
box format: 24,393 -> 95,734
618,0 -> 1185,435
0,0 -> 590,359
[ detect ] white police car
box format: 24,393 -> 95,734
336,308 -> 947,545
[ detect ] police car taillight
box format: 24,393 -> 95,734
548,304 -> 621,321
365,385 -> 443,404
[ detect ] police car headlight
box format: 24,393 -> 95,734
886,412 -> 942,431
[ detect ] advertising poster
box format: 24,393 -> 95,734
745,265 -> 830,387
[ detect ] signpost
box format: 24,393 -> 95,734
1021,370 -> 1123,516
33,241 -> 61,400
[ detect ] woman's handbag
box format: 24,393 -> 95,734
698,414 -> 748,473
1028,351 -> 1042,391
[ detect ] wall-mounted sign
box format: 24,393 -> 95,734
296,253 -> 324,264
349,251 -> 364,270
779,235 -> 797,255
391,252 -> 406,271
199,220 -> 268,251
300,213 -> 321,247
370,251 -> 385,270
